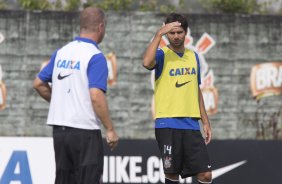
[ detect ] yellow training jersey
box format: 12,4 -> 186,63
154,46 -> 201,118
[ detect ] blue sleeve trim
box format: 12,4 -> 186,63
87,53 -> 108,92
38,50 -> 57,82
194,52 -> 201,85
155,49 -> 165,81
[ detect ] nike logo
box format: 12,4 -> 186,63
57,73 -> 72,80
175,81 -> 191,88
212,160 -> 247,179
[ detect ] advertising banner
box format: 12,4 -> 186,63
0,138 -> 281,184
250,62 -> 282,100
0,137 -> 55,184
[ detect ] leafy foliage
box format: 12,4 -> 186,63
54,0 -> 63,10
64,0 -> 81,11
14,0 -> 277,14
18,0 -> 52,10
15,0 -> 183,12
0,0 -> 6,10
138,0 -> 177,13
201,0 -> 268,14
95,0 -> 134,11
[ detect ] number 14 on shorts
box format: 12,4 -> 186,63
163,145 -> 172,155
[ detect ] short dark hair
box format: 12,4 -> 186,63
80,7 -> 105,33
165,13 -> 188,33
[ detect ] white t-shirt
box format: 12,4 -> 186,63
38,37 -> 108,130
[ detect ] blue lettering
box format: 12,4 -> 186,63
56,59 -> 61,67
73,62 -> 80,70
169,69 -> 174,76
191,68 -> 196,74
181,68 -> 184,75
60,60 -> 67,68
175,68 -> 181,76
66,60 -> 72,69
0,151 -> 32,184
169,67 -> 196,76
185,68 -> 190,75
56,59 -> 80,70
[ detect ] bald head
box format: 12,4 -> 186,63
80,7 -> 105,34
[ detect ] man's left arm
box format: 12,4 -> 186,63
199,87 -> 212,144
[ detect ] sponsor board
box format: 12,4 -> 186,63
0,65 -> 6,111
201,87 -> 218,115
0,32 -> 4,44
0,138 -> 281,184
106,52 -> 118,87
0,34 -> 6,111
0,137 -> 55,184
250,62 -> 282,100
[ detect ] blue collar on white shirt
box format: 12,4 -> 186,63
74,37 -> 99,49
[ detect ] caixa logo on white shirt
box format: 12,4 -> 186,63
56,59 -> 81,70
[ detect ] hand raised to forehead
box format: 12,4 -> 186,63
158,21 -> 181,36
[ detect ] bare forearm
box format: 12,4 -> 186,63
36,86 -> 51,102
143,32 -> 162,69
91,90 -> 114,131
94,105 -> 114,131
33,77 -> 51,102
199,88 -> 210,125
199,88 -> 212,144
90,88 -> 119,150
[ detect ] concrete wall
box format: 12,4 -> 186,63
0,10 -> 281,139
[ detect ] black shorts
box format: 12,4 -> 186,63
155,128 -> 211,178
53,125 -> 103,184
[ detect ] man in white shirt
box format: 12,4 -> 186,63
33,7 -> 119,184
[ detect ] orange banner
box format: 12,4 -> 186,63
250,62 -> 282,100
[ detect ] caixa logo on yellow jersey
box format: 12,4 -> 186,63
151,29 -> 218,116
250,62 -> 282,100
169,67 -> 196,76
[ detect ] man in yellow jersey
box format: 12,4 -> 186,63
143,13 -> 213,184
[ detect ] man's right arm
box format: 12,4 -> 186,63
143,21 -> 181,69
143,33 -> 163,69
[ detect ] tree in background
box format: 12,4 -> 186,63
0,0 -> 280,14
94,0 -> 134,11
12,0 -> 182,12
18,0 -> 52,10
200,0 -> 277,14
0,0 -> 6,9
63,0 -> 81,11
86,0 -> 181,13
